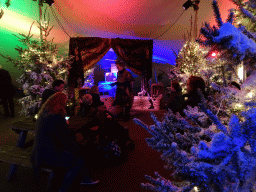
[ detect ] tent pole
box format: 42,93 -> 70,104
194,8 -> 198,41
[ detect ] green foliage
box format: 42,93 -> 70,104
232,0 -> 256,33
0,20 -> 73,117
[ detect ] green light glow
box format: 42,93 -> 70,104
0,9 -> 40,36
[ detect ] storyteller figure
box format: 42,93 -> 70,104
111,61 -> 134,121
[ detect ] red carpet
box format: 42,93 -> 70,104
74,109 -> 173,192
0,105 -> 174,192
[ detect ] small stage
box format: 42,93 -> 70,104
100,95 -> 163,111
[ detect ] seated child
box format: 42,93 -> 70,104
89,85 -> 104,109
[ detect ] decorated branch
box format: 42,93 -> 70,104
231,0 -> 256,40
198,0 -> 256,63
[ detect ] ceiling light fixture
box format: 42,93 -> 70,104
45,0 -> 55,6
183,0 -> 193,10
183,0 -> 200,11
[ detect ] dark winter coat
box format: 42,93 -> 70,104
31,110 -> 81,168
0,69 -> 15,98
166,91 -> 184,114
41,89 -> 56,106
90,93 -> 104,108
183,89 -> 208,109
112,69 -> 134,107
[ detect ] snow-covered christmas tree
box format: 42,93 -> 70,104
231,0 -> 256,41
197,0 -> 256,116
174,40 -> 233,95
134,1 -> 256,191
0,20 -> 73,117
135,102 -> 256,191
198,0 -> 256,65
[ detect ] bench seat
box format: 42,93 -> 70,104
0,145 -> 52,172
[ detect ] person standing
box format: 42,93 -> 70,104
41,79 -> 65,106
111,61 -> 134,121
0,67 -> 15,117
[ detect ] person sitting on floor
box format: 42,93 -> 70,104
77,93 -> 111,130
75,93 -> 134,166
183,76 -> 208,110
31,92 -> 99,192
89,85 -> 104,109
165,80 -> 184,115
78,94 -> 95,117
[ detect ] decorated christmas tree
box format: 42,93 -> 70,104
231,0 -> 256,40
176,41 -> 208,78
230,0 -> 256,76
134,93 -> 256,191
0,20 -> 73,117
198,1 -> 256,65
174,40 -> 232,95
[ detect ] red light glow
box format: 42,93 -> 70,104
211,52 -> 217,57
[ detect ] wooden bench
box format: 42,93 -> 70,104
0,145 -> 51,172
1,117 -> 57,190
0,145 -> 56,190
3,117 -> 91,190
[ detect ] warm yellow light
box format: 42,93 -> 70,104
0,9 -> 40,37
246,90 -> 254,99
193,186 -> 199,192
237,64 -> 244,81
234,103 -> 244,110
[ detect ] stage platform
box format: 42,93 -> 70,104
100,95 -> 163,111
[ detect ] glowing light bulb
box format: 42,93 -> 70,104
246,91 -> 253,99
237,64 -> 244,81
211,52 -> 217,57
193,186 -> 199,192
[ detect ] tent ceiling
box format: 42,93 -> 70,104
1,0 -> 236,64
53,0 -> 235,39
